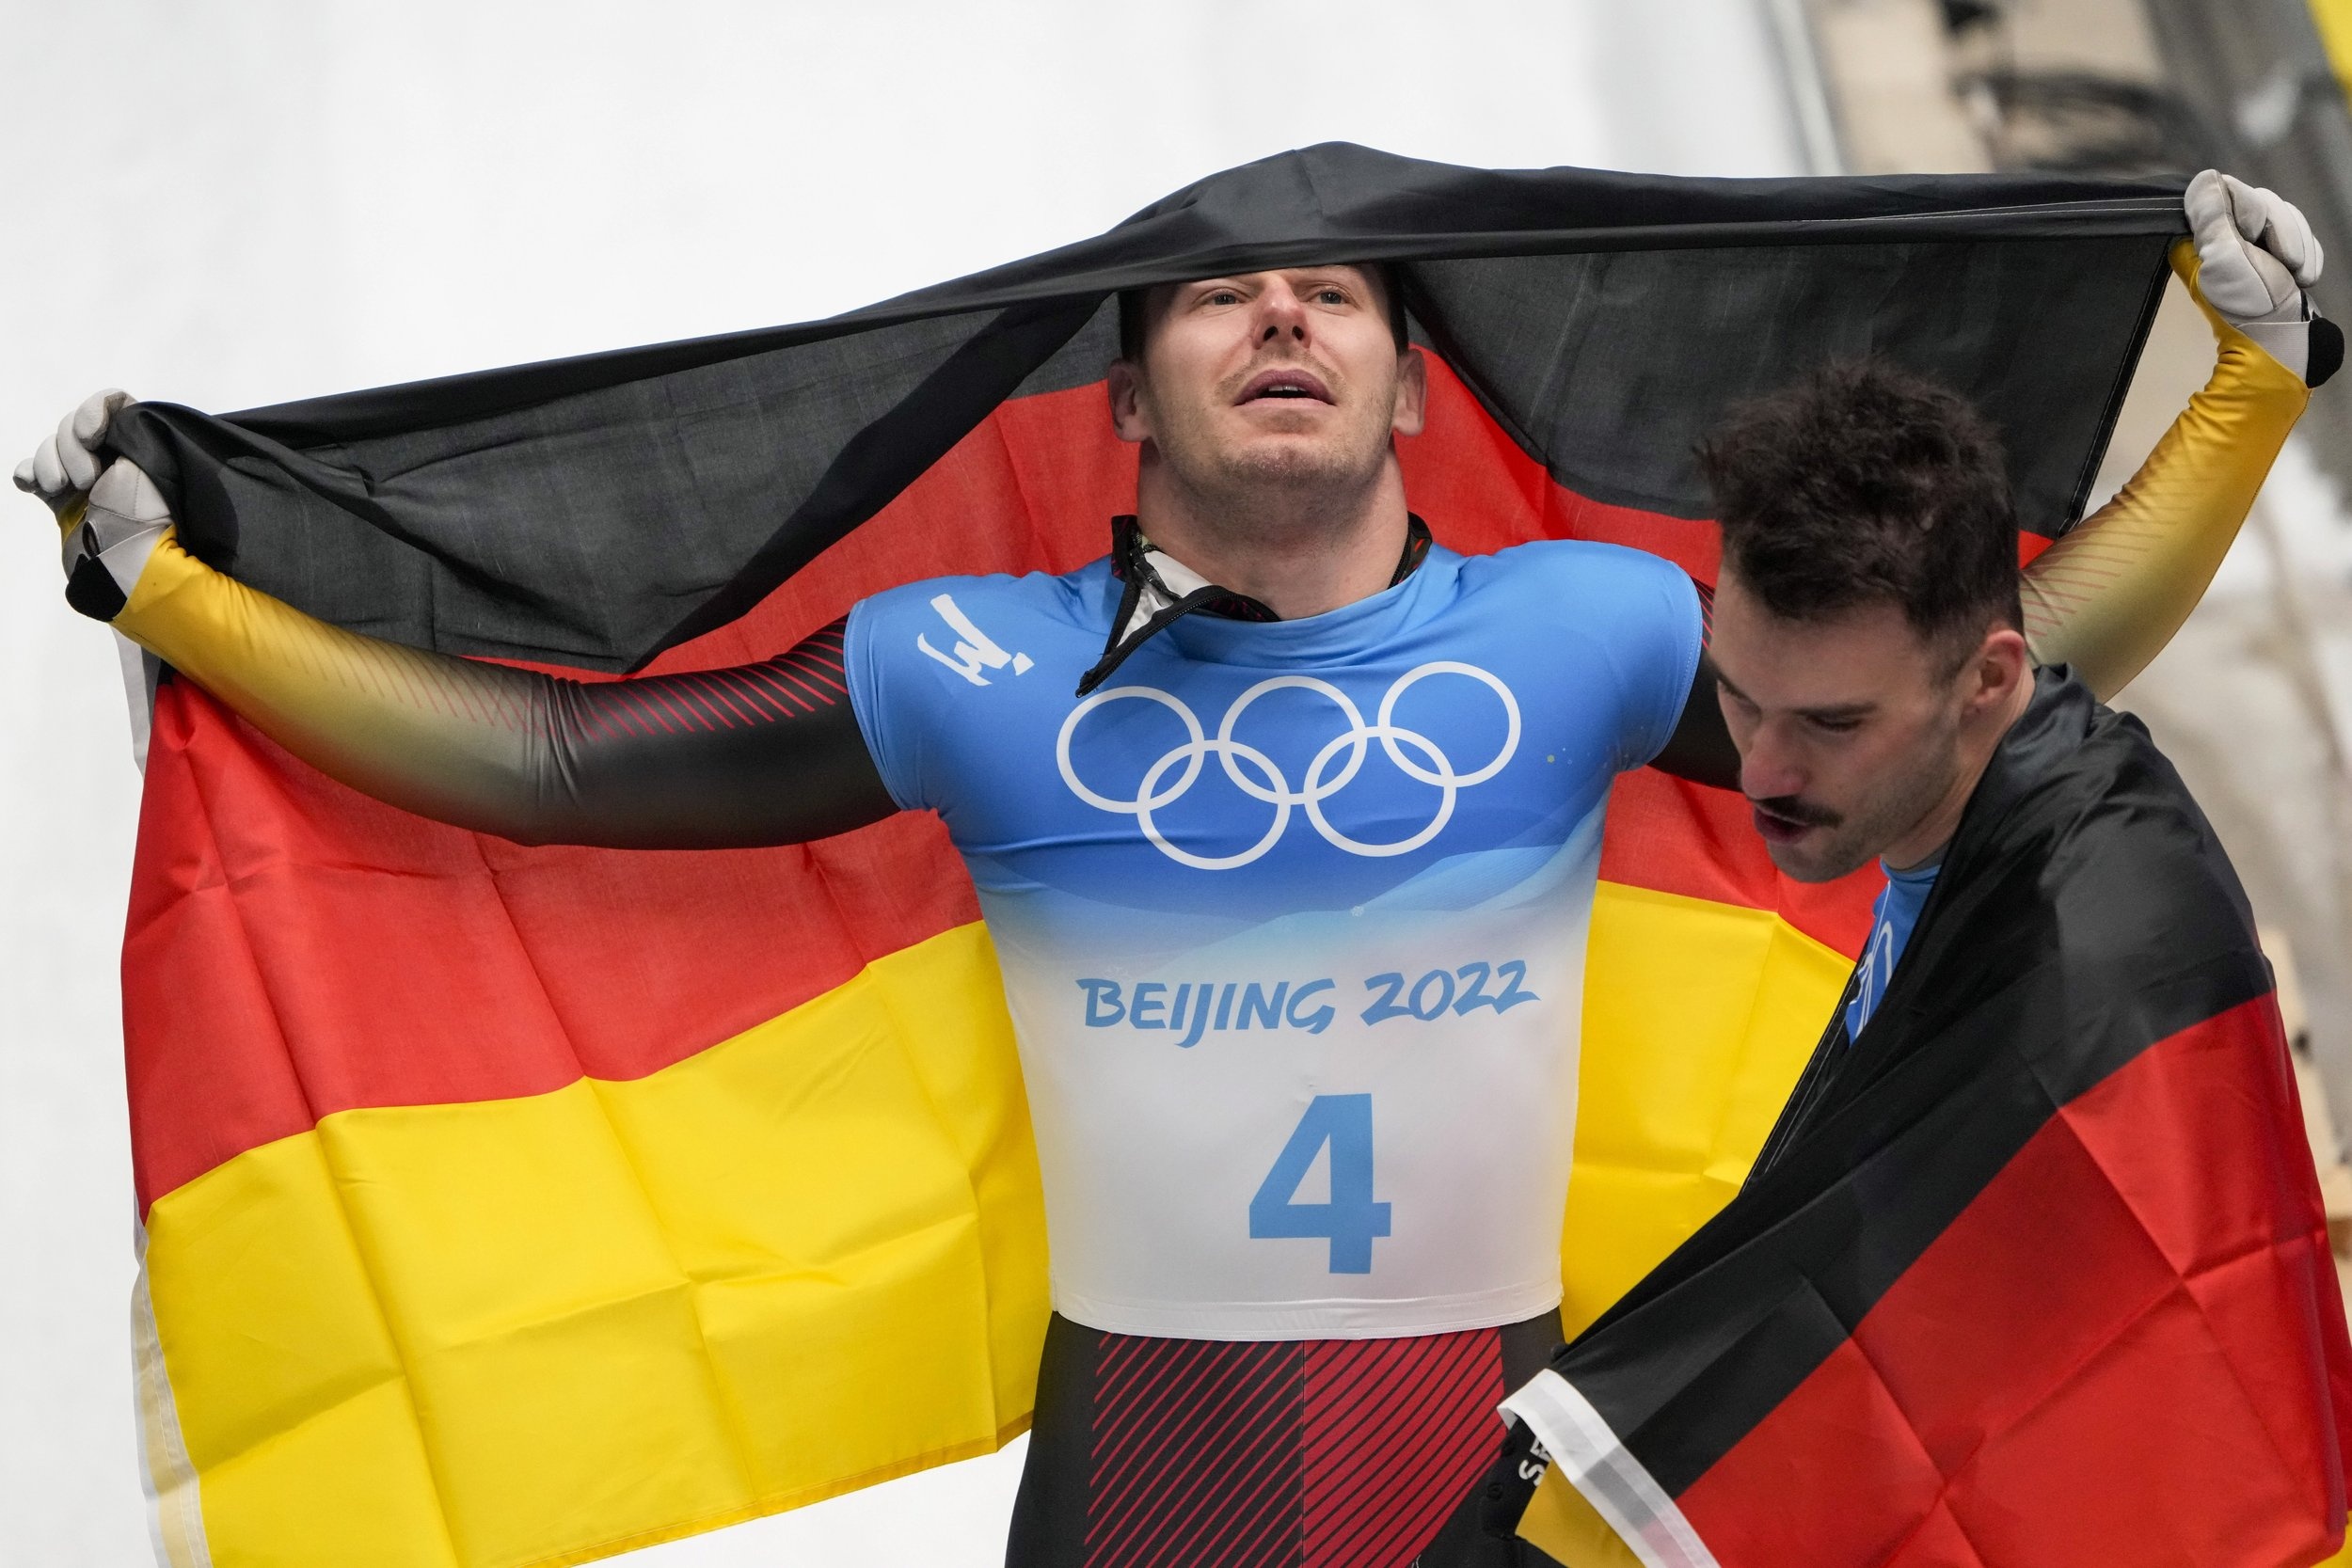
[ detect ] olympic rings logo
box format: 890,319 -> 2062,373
1055,662 -> 1521,870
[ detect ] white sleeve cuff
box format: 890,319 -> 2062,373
1499,1368 -> 1722,1568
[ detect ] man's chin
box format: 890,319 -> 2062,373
1216,443 -> 1370,492
1761,832 -> 1871,884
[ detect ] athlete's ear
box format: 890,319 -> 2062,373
1391,346 -> 1428,439
1963,623 -> 2032,718
1107,358 -> 1153,445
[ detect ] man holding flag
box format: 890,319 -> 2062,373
1491,171 -> 2352,1568
16,163 -> 2342,1567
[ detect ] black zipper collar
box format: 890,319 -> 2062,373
1074,514 -> 1434,696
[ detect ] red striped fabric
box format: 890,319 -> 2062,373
573,621 -> 850,738
1086,1337 -> 1301,1568
1304,1332 -> 1504,1567
1080,1327 -> 1504,1568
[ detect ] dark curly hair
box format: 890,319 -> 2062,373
1116,263 -> 1409,362
1698,357 -> 2022,660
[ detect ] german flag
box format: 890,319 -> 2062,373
1506,673 -> 2352,1568
104,146 -> 2216,1566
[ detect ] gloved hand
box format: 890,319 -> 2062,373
13,388 -> 172,620
2186,169 -> 2336,384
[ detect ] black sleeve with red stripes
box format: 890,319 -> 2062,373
514,617 -> 898,849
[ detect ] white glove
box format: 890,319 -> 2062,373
15,388 -> 134,509
13,389 -> 171,611
2186,169 -> 2325,380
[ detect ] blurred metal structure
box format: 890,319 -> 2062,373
2097,0 -> 2352,485
1825,0 -> 2352,489
1764,0 -> 1851,173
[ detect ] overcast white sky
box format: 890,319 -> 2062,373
0,3 -> 1808,1561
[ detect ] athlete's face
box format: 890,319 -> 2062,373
1708,570 -> 2027,882
1107,266 -> 1425,498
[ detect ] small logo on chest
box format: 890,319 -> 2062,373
917,594 -> 1034,687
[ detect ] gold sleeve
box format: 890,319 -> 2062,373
106,526 -> 891,847
117,527 -> 551,823
2020,239 -> 2311,700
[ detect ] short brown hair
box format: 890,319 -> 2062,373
1115,263 -> 1410,362
1698,357 -> 2022,656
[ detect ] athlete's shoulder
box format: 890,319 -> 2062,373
845,560 -> 1112,811
852,560 -> 1106,674
857,558 -> 1110,631
1453,537 -> 1698,626
1446,539 -> 1701,770
1470,535 -> 1692,584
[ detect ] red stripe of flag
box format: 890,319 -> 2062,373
1676,995 -> 2351,1568
127,356 -> 1888,1212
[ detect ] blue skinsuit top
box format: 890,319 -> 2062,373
844,539 -> 1701,1338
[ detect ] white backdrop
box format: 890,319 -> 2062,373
0,4 -> 1807,1561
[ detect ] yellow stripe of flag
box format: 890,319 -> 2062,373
145,888 -> 1847,1565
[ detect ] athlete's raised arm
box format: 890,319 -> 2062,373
2022,171 -> 2327,697
16,407 -> 897,848
1651,169 -> 2328,792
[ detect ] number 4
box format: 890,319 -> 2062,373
1248,1094 -> 1391,1274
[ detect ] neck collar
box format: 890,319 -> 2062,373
1074,513 -> 1434,696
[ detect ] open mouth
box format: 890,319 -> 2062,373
1235,368 -> 1334,404
1749,799 -> 1831,846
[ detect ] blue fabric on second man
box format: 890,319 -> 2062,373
1844,858 -> 1944,1040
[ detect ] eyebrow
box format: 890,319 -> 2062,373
1184,272 -> 1365,298
1715,672 -> 1875,722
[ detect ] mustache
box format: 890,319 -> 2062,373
1749,793 -> 1843,829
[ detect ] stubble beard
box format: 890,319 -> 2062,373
1767,717 -> 1965,883
1159,415 -> 1393,546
